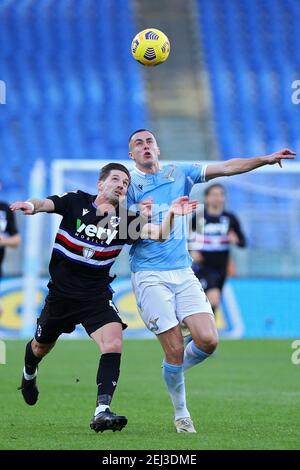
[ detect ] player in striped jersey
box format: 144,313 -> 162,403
189,183 -> 246,315
10,163 -> 197,433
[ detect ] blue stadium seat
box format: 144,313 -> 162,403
198,0 -> 299,157
197,0 -> 300,252
0,0 -> 148,201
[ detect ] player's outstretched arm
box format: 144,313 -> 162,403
141,196 -> 198,240
205,148 -> 296,181
10,198 -> 55,215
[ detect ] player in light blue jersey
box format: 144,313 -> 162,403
127,129 -> 295,433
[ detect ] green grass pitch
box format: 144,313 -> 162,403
0,339 -> 299,450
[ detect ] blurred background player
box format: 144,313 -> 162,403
10,163 -> 197,433
0,182 -> 21,317
189,183 -> 246,316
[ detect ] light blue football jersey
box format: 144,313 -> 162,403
127,163 -> 207,272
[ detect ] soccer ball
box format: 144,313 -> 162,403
131,29 -> 170,66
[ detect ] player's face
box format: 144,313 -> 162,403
128,131 -> 160,169
206,187 -> 225,210
98,170 -> 130,204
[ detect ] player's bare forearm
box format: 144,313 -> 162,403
140,211 -> 174,241
10,198 -> 55,215
222,157 -> 267,176
140,197 -> 198,241
205,148 -> 296,181
159,197 -> 198,240
28,198 -> 55,213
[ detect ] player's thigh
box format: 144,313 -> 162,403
183,313 -> 218,348
132,273 -> 177,335
82,296 -> 127,353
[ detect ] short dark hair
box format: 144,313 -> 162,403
128,128 -> 156,144
99,163 -> 131,184
204,183 -> 225,197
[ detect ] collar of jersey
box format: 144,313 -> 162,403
133,166 -> 161,177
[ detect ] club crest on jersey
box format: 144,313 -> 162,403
83,247 -> 95,259
110,216 -> 121,228
148,317 -> 159,332
163,167 -> 175,181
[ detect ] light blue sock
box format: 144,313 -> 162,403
183,340 -> 211,371
162,361 -> 190,420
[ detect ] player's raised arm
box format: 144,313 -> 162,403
141,196 -> 198,240
10,198 -> 55,215
205,148 -> 296,181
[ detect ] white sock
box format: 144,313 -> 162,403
23,367 -> 37,381
162,361 -> 190,420
183,341 -> 211,371
94,404 -> 110,416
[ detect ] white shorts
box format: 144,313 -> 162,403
131,267 -> 213,335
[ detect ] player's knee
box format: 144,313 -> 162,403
195,334 -> 219,353
32,340 -> 53,358
101,337 -> 122,354
165,344 -> 184,364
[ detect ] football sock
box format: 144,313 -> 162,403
183,340 -> 211,371
95,353 -> 121,415
162,360 -> 190,420
24,340 -> 42,376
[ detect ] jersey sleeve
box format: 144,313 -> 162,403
179,162 -> 207,184
230,213 -> 247,247
46,192 -> 77,216
6,206 -> 19,235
